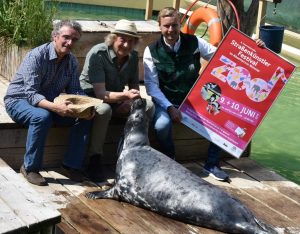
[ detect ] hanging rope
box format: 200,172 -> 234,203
181,0 -> 215,39
225,0 -> 240,30
180,0 -> 199,25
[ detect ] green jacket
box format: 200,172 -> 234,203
149,33 -> 201,107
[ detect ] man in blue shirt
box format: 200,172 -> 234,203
4,20 -> 92,186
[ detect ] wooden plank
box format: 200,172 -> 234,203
0,128 -> 69,147
46,167 -> 220,234
243,188 -> 300,223
43,170 -> 120,233
182,161 -> 300,232
145,0 -> 154,20
60,198 -> 119,234
0,198 -> 27,234
227,158 -> 300,204
0,146 -> 67,169
256,0 -> 268,37
0,79 -> 8,104
7,158 -> 299,234
218,161 -> 300,232
0,158 -> 61,232
222,187 -> 299,233
80,188 -> 224,234
79,194 -> 202,234
173,0 -> 180,9
49,171 -> 147,233
56,218 -> 80,234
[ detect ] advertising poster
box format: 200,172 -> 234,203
179,27 -> 296,158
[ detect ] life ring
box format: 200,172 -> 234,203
182,7 -> 222,46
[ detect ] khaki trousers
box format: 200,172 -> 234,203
88,99 -> 155,156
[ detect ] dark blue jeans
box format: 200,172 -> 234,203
204,143 -> 222,169
6,99 -> 92,171
153,103 -> 221,163
152,103 -> 175,158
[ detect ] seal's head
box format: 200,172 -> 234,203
130,98 -> 146,113
122,98 -> 149,149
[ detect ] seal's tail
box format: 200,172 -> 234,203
254,217 -> 280,234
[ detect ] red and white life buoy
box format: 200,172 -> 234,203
182,7 -> 222,46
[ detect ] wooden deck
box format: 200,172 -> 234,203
2,75 -> 298,233
9,157 -> 300,234
0,77 -> 299,233
0,158 -> 61,233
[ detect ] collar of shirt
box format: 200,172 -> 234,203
163,35 -> 181,52
108,45 -> 131,70
108,45 -> 117,61
49,42 -> 70,62
49,42 -> 58,61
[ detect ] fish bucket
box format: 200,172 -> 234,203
259,25 -> 284,53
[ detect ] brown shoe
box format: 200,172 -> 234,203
20,165 -> 47,186
61,165 -> 86,182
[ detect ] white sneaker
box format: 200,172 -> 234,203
203,166 -> 229,181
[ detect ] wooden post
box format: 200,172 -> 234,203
256,0 -> 283,37
145,0 -> 181,20
145,0 -> 154,20
173,0 -> 181,10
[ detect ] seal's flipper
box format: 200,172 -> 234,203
254,217 -> 279,234
85,188 -> 115,200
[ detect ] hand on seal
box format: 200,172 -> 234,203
125,89 -> 140,100
115,100 -> 132,115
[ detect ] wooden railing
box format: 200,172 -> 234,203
145,0 -> 181,19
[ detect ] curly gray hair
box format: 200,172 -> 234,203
51,20 -> 82,39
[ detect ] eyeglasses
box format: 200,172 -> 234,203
61,35 -> 80,43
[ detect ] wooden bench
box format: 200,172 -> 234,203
0,158 -> 61,233
0,78 -> 250,170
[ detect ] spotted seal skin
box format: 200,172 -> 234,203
86,98 -> 279,234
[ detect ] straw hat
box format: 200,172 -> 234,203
111,19 -> 141,38
54,94 -> 103,119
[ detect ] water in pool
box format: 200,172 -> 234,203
251,59 -> 300,185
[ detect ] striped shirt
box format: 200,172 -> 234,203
4,42 -> 85,108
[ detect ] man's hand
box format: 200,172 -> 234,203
125,89 -> 141,100
115,100 -> 132,115
54,100 -> 76,118
255,38 -> 265,48
167,105 -> 182,123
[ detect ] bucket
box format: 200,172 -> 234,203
259,25 -> 284,53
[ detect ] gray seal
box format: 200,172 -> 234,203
86,98 -> 278,234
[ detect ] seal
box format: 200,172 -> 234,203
86,98 -> 279,234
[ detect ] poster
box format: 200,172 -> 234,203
179,27 -> 296,158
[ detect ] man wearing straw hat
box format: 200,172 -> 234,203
4,20 -> 93,186
80,19 -> 155,181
